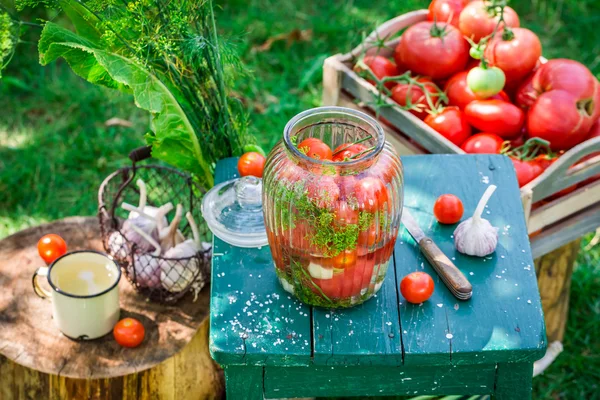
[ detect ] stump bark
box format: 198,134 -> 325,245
534,239 -> 581,342
0,217 -> 223,400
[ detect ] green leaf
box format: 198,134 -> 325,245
59,0 -> 103,45
38,22 -> 214,186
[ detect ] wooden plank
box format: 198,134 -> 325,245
528,179 -> 600,233
534,240 -> 580,343
322,56 -> 342,106
224,366 -> 263,400
209,158 -> 312,367
493,362 -> 533,400
311,265 -> 402,366
263,364 -> 496,398
531,203 -> 600,258
397,155 -> 546,366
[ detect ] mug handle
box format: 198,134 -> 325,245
32,267 -> 52,298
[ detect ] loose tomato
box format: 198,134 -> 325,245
306,176 -> 340,208
427,0 -> 468,27
433,194 -> 464,224
354,177 -> 389,213
467,66 -> 506,99
113,318 -> 145,348
527,90 -> 594,151
38,234 -> 67,265
465,100 -> 525,138
357,56 -> 399,89
485,28 -> 542,85
237,152 -> 266,178
394,21 -> 469,80
510,157 -> 544,187
400,272 -> 435,304
460,132 -> 505,154
458,1 -> 520,43
332,143 -> 368,162
391,77 -> 439,120
297,138 -> 333,161
424,106 -> 471,146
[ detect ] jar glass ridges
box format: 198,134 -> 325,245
263,107 -> 404,308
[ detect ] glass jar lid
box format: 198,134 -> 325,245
201,176 -> 268,248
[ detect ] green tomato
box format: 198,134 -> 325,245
243,144 -> 266,157
467,66 -> 506,99
469,47 -> 483,60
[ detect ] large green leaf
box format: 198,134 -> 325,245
39,22 -> 214,186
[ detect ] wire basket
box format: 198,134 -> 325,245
98,146 -> 211,304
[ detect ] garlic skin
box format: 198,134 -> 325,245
128,223 -> 162,289
454,185 -> 499,257
454,217 -> 498,257
127,179 -> 168,228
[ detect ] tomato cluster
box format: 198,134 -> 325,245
354,0 -> 600,191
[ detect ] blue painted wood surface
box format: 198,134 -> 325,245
209,155 -> 547,368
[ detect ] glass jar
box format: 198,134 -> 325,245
263,107 -> 404,308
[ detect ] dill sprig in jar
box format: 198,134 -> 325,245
262,107 -> 404,308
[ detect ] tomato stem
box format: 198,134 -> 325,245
506,137 -> 555,161
349,146 -> 376,160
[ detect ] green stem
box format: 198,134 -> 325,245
349,146 -> 376,160
332,135 -> 373,156
299,265 -> 334,305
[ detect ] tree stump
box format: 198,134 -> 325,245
534,239 -> 581,343
0,217 -> 223,400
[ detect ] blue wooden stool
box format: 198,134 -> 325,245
210,155 -> 546,399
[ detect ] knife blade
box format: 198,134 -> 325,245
401,209 -> 473,300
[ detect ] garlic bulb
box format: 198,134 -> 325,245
454,185 -> 499,257
107,230 -> 130,261
159,204 -> 185,252
128,223 -> 162,289
121,202 -> 160,252
127,179 -> 168,228
160,212 -> 201,293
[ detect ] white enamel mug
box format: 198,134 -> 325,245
32,251 -> 121,340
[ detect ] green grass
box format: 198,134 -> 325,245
1,0 -> 599,398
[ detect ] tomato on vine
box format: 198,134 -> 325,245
391,77 -> 441,120
485,28 -> 542,85
357,56 -> 399,90
458,0 -> 520,43
467,65 -> 506,99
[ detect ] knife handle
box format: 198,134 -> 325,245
419,237 -> 473,300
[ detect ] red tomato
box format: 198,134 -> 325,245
237,152 -> 266,178
37,234 -> 68,265
357,56 -> 399,89
427,0 -> 468,27
297,138 -> 333,161
532,59 -> 597,102
510,157 -> 544,187
515,73 -> 537,109
460,132 -> 505,154
336,175 -> 358,200
312,274 -> 342,299
400,272 -> 435,304
307,176 -> 340,208
288,220 -> 315,253
424,106 -> 471,146
433,194 -> 464,224
484,28 -> 542,85
391,77 -> 439,120
354,177 -> 389,213
465,100 -> 525,138
458,1 -> 520,43
113,318 -> 145,348
332,143 -> 368,162
527,90 -> 594,151
358,223 -> 383,256
394,21 -> 469,80
491,90 -> 511,102
509,134 -> 526,148
333,201 -> 359,226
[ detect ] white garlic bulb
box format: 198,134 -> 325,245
127,179 -> 169,228
108,230 -> 130,261
454,185 -> 499,257
160,212 -> 201,293
128,223 -> 162,289
159,204 -> 185,252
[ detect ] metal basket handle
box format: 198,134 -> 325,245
129,146 -> 153,164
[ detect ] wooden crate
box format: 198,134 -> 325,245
322,9 -> 600,257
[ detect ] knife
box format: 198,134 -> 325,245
401,209 -> 473,300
